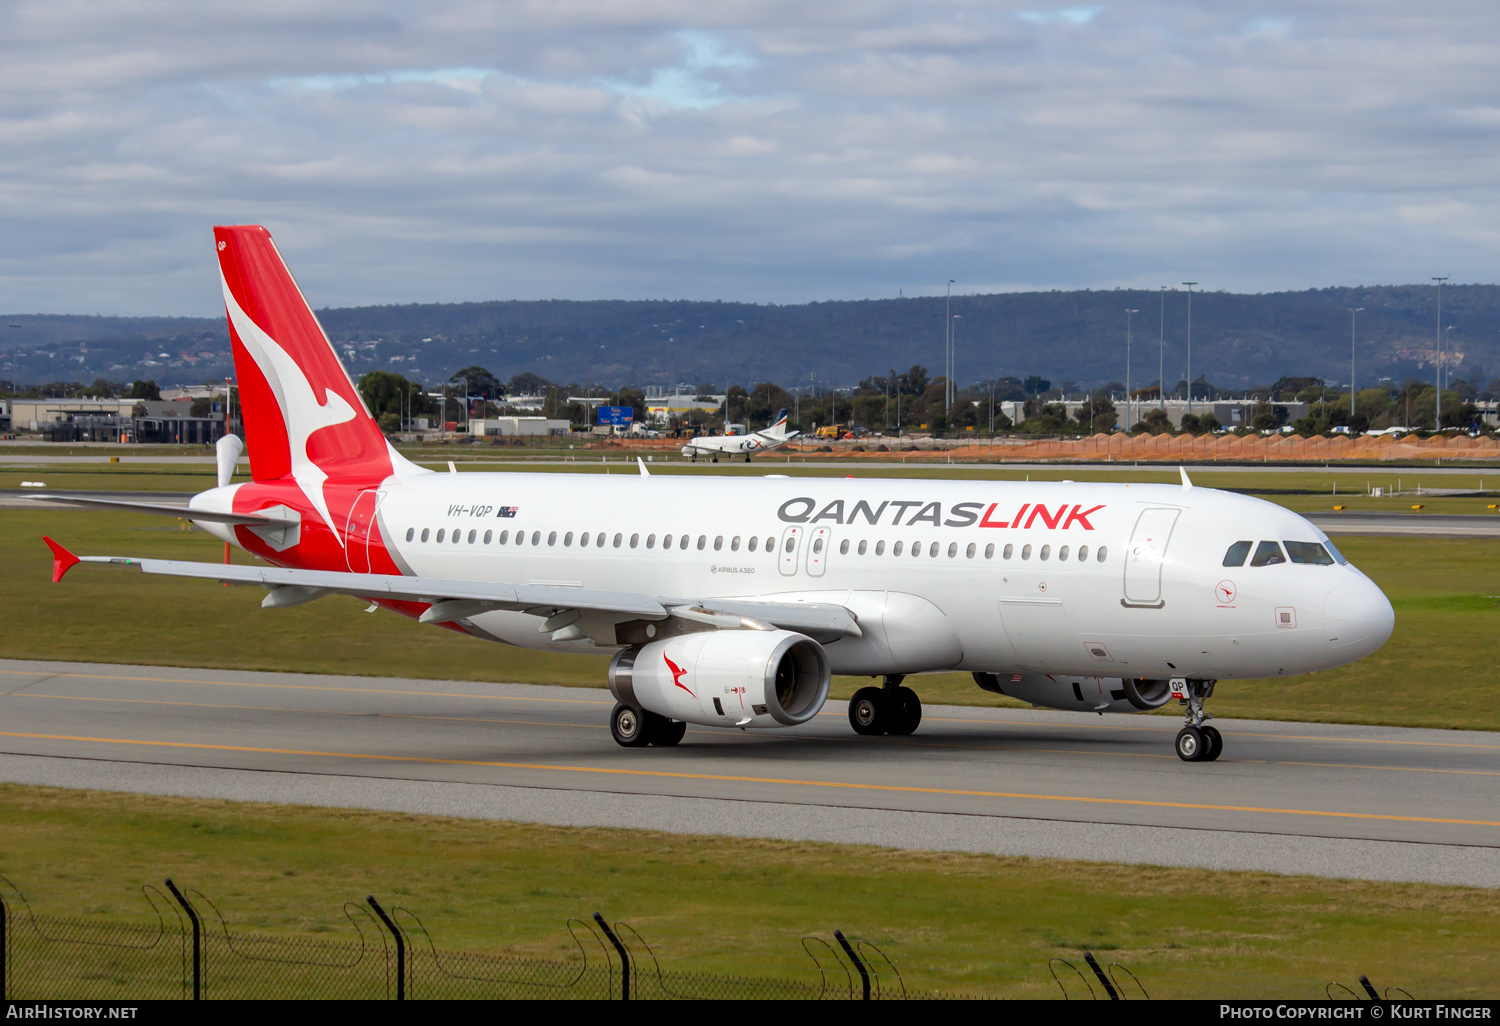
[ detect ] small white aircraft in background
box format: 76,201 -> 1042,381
682,410 -> 799,462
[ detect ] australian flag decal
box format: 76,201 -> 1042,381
497,506 -> 518,518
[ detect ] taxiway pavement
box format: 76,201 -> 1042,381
1,660 -> 1496,887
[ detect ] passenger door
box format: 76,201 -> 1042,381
1123,508 -> 1180,607
343,489 -> 381,573
778,526 -> 803,577
805,527 -> 830,577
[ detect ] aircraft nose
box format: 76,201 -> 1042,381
1324,575 -> 1395,657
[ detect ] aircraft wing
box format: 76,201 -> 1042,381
42,538 -> 861,639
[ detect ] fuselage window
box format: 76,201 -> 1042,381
913,540 -> 923,557
876,540 -> 886,555
966,542 -> 976,558
838,539 -> 848,555
813,537 -> 824,553
464,529 -> 474,544
564,532 -> 573,546
663,534 -> 672,549
420,528 -> 430,542
984,543 -> 994,559
681,535 -> 691,550
732,536 -> 742,551
531,531 -> 541,545
858,539 -> 868,555
483,530 -> 492,544
596,532 -> 606,547
948,542 -> 958,558
1077,544 -> 1088,561
784,536 -> 796,552
580,532 -> 589,548
548,531 -> 557,546
1323,539 -> 1350,565
1058,545 -> 1069,561
646,534 -> 656,549
765,536 -> 775,551
1222,540 -> 1252,567
1285,541 -> 1336,565
695,535 -> 705,550
1040,544 -> 1050,561
456,530 -> 464,545
405,528 -> 414,542
1096,546 -> 1108,562
1251,541 -> 1286,567
436,528 -> 446,543
1021,544 -> 1032,560
713,536 -> 723,551
893,540 -> 903,556
499,530 -> 509,544
1003,543 -> 1013,559
748,536 -> 758,552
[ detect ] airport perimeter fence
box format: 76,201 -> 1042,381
0,878 -> 923,1001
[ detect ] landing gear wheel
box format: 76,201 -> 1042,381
1175,726 -> 1205,762
711,456 -> 719,463
649,717 -> 687,747
1200,725 -> 1223,762
885,687 -> 922,736
745,454 -> 752,463
848,687 -> 887,736
610,703 -> 652,748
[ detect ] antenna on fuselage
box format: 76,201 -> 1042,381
1179,466 -> 1194,489
637,458 -> 651,477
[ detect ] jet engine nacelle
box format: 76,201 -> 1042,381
609,629 -> 830,728
973,672 -> 1173,714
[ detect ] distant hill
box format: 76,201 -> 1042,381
4,284 -> 1493,391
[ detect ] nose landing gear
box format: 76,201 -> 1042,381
848,675 -> 922,736
1174,679 -> 1222,762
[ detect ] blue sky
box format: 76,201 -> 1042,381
1,1 -> 1497,314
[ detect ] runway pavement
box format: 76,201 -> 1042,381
1,659 -> 1497,887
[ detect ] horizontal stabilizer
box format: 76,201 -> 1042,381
29,494 -> 294,528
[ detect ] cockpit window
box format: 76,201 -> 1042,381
1284,541 -> 1336,565
1323,539 -> 1349,564
1250,541 -> 1286,567
1222,540 -> 1252,567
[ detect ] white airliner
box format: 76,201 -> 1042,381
681,411 -> 798,462
39,226 -> 1396,763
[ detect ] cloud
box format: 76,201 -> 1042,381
1,1 -> 1499,315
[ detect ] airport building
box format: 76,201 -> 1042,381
8,396 -> 226,443
468,416 -> 572,437
1002,397 -> 1310,430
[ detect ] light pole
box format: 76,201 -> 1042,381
945,279 -> 955,408
1182,283 -> 1198,413
950,314 -> 962,416
1347,307 -> 1364,420
1432,277 -> 1448,431
1124,308 -> 1139,431
1158,286 -> 1167,412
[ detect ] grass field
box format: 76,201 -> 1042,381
0,785 -> 1496,998
3,485 -> 1499,729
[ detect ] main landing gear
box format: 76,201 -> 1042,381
610,703 -> 686,748
1173,679 -> 1222,763
848,675 -> 922,737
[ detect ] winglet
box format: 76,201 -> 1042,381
1179,467 -> 1194,489
637,457 -> 650,477
43,536 -> 80,583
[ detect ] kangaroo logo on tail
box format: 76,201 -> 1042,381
215,225 -> 409,541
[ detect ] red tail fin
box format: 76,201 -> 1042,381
214,225 -> 392,489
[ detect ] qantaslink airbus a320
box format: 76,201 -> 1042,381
38,226 -> 1395,762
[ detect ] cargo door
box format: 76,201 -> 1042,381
998,570 -> 1068,670
1123,508 -> 1180,607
